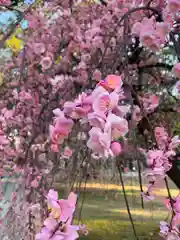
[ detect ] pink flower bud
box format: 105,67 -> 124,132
111,142 -> 122,156
31,179 -> 39,188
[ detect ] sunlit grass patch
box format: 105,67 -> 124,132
56,181 -> 177,239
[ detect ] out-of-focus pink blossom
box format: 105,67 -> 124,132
111,142 -> 122,156
88,112 -> 106,129
0,0 -> 11,5
51,143 -> 59,152
141,94 -> 159,113
132,105 -> 142,122
33,43 -> 45,55
154,127 -> 169,150
107,113 -> 129,138
132,17 -> 169,51
0,135 -> 9,145
46,189 -> 59,209
173,63 -> 180,78
141,192 -> 155,201
87,125 -> 112,158
159,221 -> 169,236
31,179 -> 39,188
63,93 -> 92,119
62,147 -> 73,159
49,111 -> 74,145
167,0 -> 180,13
40,56 -> 53,70
92,69 -> 102,82
105,75 -> 123,90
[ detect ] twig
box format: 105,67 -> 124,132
116,160 -> 139,240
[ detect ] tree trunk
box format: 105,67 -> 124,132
0,172 -> 30,240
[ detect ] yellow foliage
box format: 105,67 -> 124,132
0,72 -> 4,86
55,55 -> 62,64
78,0 -> 96,6
5,35 -> 23,53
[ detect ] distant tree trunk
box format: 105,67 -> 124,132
0,173 -> 30,240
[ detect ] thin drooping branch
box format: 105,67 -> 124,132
116,160 -> 139,240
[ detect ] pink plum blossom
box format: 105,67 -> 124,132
47,189 -> 59,209
62,147 -> 73,159
173,63 -> 180,78
92,90 -> 119,114
107,113 -> 129,138
87,112 -> 106,129
31,179 -> 39,188
105,75 -> 123,90
167,0 -> 180,13
154,127 -> 169,150
33,43 -> 46,55
110,142 -> 122,155
87,125 -> 113,158
0,0 -> 11,5
63,93 -> 91,119
40,56 -> 53,70
141,94 -> 159,113
49,111 -> 74,145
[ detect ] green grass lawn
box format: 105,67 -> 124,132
55,179 -> 179,240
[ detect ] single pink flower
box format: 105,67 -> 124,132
147,150 -> 164,167
31,179 -> 39,188
141,191 -> 155,201
63,93 -> 91,119
111,142 -> 122,156
63,147 -> 73,159
107,113 -> 129,138
141,94 -> 159,113
92,90 -> 119,114
169,136 -> 180,149
58,192 -> 77,223
124,167 -> 128,173
40,56 -> 52,70
173,63 -> 180,78
87,112 -> 106,129
46,189 -> 59,209
19,91 -> 32,101
105,75 -> 123,90
33,43 -> 45,55
154,127 -> 169,150
49,112 -> 74,145
87,125 -> 112,158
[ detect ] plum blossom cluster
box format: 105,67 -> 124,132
141,127 -> 180,201
131,0 -> 180,51
139,94 -> 159,114
160,195 -> 180,239
132,17 -> 170,52
49,75 -> 130,159
36,189 -> 88,240
0,0 -> 180,239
